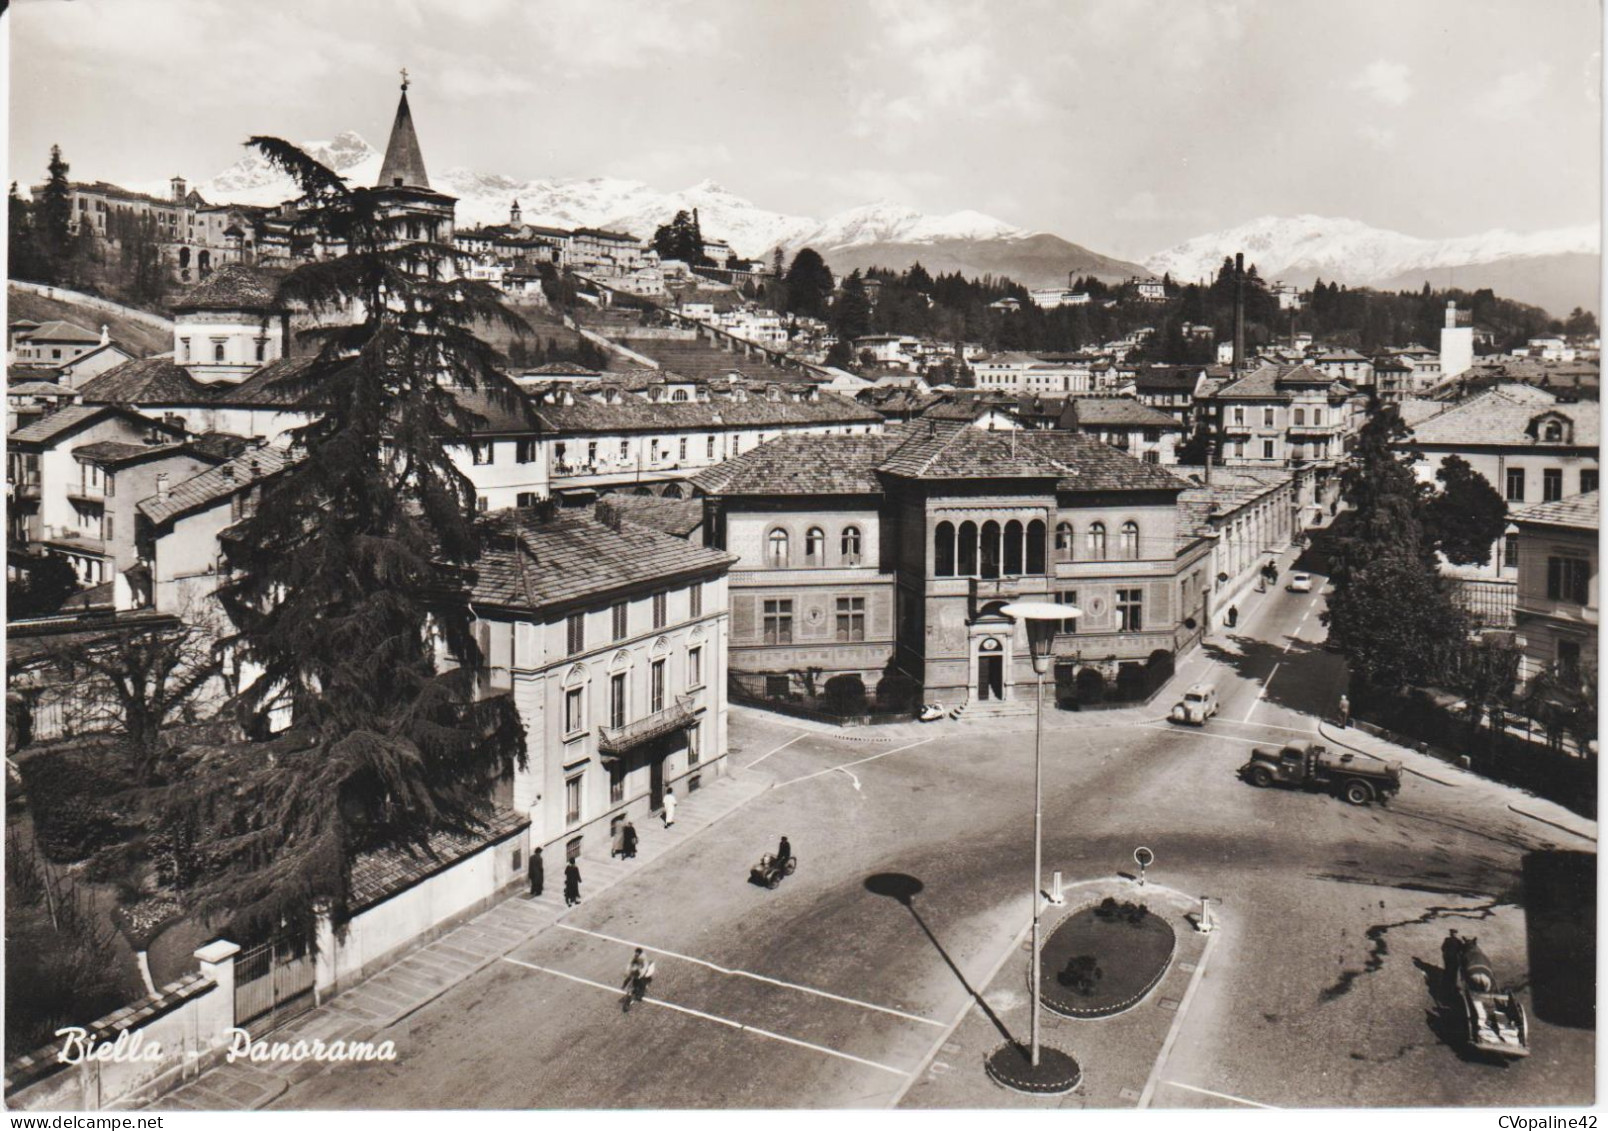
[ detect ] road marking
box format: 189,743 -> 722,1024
836,766 -> 862,791
502,956 -> 912,1077
774,736 -> 937,789
1138,919 -> 1219,1108
1241,662 -> 1280,722
554,924 -> 944,1027
743,732 -> 806,770
1158,1080 -> 1279,1110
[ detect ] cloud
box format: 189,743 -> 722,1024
1351,60 -> 1413,106
1474,63 -> 1552,120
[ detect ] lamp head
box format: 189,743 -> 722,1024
1000,600 -> 1081,674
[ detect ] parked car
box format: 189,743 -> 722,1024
1169,682 -> 1219,726
1287,573 -> 1313,593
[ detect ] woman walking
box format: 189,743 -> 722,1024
564,858 -> 582,907
662,786 -> 677,828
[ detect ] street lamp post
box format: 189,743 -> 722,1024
1000,599 -> 1079,1070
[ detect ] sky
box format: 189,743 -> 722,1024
8,0 -> 1603,259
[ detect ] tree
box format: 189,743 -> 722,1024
832,270 -> 872,344
651,210 -> 705,265
1423,455 -> 1508,566
782,247 -> 834,319
823,338 -> 854,369
6,553 -> 81,619
161,137 -> 528,945
1564,307 -> 1599,339
8,181 -> 48,282
36,145 -> 74,279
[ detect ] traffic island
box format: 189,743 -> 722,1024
983,1041 -> 1082,1096
1040,898 -> 1176,1018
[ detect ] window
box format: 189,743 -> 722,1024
1087,522 -> 1106,559
1543,468 -> 1563,502
841,526 -> 862,565
1293,408 -> 1305,426
1263,407 -> 1275,427
934,521 -> 956,576
1057,590 -> 1079,633
610,672 -> 627,728
516,491 -> 539,508
611,601 -> 628,641
1120,521 -> 1140,560
620,439 -> 630,460
609,761 -> 625,805
1542,420 -> 1563,442
1503,534 -> 1519,571
180,338 -> 190,362
762,599 -> 794,644
767,528 -> 790,567
1262,439 -> 1275,460
516,439 -> 537,464
1505,468 -> 1526,502
565,774 -> 583,826
1026,520 -> 1046,574
1582,469 -> 1599,495
980,521 -> 1002,580
1055,522 -> 1074,562
1546,556 -> 1591,605
804,527 -> 825,566
104,473 -> 115,499
679,437 -> 688,461
587,441 -> 597,464
103,514 -> 114,541
1232,407 -> 1245,426
1004,520 -> 1024,575
707,435 -> 716,459
688,646 -> 703,688
213,339 -> 226,363
652,590 -> 667,629
566,611 -> 586,655
472,441 -> 494,466
1116,588 -> 1144,632
958,521 -> 978,575
255,338 -> 267,362
835,596 -> 866,642
650,439 -> 662,461
1313,409 -> 1323,426
1558,639 -> 1582,682
564,687 -> 585,734
687,721 -> 702,765
650,659 -> 667,712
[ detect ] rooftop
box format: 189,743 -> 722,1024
1068,397 -> 1183,428
691,433 -> 905,496
1213,363 -> 1354,400
19,320 -> 101,344
137,445 -> 292,527
9,403 -> 180,446
1404,388 -> 1599,448
171,265 -> 286,313
349,806 -> 527,912
1510,490 -> 1599,532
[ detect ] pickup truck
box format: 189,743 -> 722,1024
1238,740 -> 1401,806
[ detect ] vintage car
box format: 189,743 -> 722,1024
1169,682 -> 1219,726
1287,573 -> 1314,593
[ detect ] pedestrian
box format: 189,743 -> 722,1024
527,846 -> 543,898
622,947 -> 648,1012
610,820 -> 625,859
563,859 -> 581,907
1337,694 -> 1350,728
1226,604 -> 1239,628
1441,929 -> 1464,995
622,819 -> 638,860
776,835 -> 792,867
662,786 -> 676,828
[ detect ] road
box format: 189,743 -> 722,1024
271,570 -> 1595,1110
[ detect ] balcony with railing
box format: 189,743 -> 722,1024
10,474 -> 42,500
598,693 -> 699,755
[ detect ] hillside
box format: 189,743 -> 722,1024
823,233 -> 1145,290
1371,253 -> 1602,321
7,285 -> 174,358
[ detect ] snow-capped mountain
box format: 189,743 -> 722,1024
152,133 -> 1033,259
1146,214 -> 1600,287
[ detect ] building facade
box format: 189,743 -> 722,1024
1510,492 -> 1597,686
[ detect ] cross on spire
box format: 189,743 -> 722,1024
400,67 -> 410,91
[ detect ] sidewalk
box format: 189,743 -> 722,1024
137,767 -> 772,1112
1316,719 -> 1598,843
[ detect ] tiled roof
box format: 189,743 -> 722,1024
137,446 -> 292,527
170,265 -> 286,312
471,509 -> 736,612
205,358 -> 318,406
455,386 -> 542,434
348,806 -> 528,911
1395,397 -> 1449,427
1135,366 -> 1203,391
9,404 -> 176,445
1069,397 -> 1182,428
1405,389 -> 1599,447
189,431 -> 255,460
878,425 -> 1187,492
532,388 -> 881,435
7,381 -> 76,396
690,434 -> 904,496
376,89 -> 432,191
1213,363 -> 1353,400
596,494 -> 705,538
78,357 -> 217,405
71,440 -> 174,466
21,320 -> 100,344
523,362 -> 601,377
1510,490 -> 1598,531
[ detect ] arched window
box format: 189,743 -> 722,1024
980,520 -> 1002,579
841,525 -> 862,565
1055,522 -> 1074,563
805,526 -> 825,566
1088,522 -> 1107,559
1543,420 -> 1563,441
1004,520 -> 1024,575
767,528 -> 789,567
1293,408 -> 1305,426
1026,520 -> 1046,574
671,389 -> 689,401
934,522 -> 955,576
958,521 -> 978,576
1121,521 -> 1140,559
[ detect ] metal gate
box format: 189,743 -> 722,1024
234,938 -> 316,1036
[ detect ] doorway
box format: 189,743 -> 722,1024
978,654 -> 1004,701
650,756 -> 665,811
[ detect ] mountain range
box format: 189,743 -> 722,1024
149,132 -> 1600,316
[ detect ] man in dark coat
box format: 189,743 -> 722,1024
528,846 -> 544,898
622,820 -> 638,860
564,859 -> 582,907
776,836 -> 792,868
1440,929 -> 1463,995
